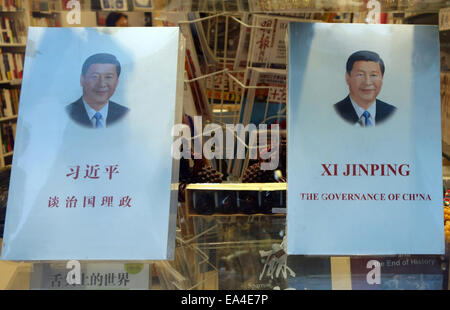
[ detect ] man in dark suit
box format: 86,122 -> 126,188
334,50 -> 396,127
66,53 -> 129,128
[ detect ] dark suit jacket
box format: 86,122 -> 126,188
66,97 -> 129,128
334,95 -> 396,126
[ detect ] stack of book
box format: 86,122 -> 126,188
0,121 -> 15,153
0,16 -> 26,44
0,0 -> 24,11
0,88 -> 20,117
0,51 -> 23,81
31,16 -> 60,27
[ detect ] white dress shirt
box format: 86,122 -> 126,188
349,96 -> 376,127
82,99 -> 109,128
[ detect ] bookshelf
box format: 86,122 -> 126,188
29,0 -> 60,26
28,0 -> 99,28
0,0 -> 28,167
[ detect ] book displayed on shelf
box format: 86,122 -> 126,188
31,15 -> 60,27
286,255 -> 332,290
0,121 -> 15,153
0,51 -> 23,81
29,262 -> 150,289
350,255 -> 445,290
61,0 -> 71,10
0,0 -> 24,11
33,0 -> 61,11
287,23 -> 443,255
31,0 -> 50,12
1,27 -> 183,261
0,16 -> 25,44
0,88 -> 20,117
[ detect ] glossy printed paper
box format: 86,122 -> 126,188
1,27 -> 182,260
287,23 -> 444,255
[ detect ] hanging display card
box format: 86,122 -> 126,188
287,23 -> 444,255
1,27 -> 183,260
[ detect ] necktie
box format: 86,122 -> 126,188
362,111 -> 372,127
93,112 -> 102,128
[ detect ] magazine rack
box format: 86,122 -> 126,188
154,6 -> 450,291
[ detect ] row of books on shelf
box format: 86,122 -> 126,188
31,16 -> 59,27
31,0 -> 63,12
0,88 -> 19,118
0,51 -> 23,81
0,0 -> 24,11
165,0 -> 433,12
0,16 -> 26,44
0,121 -> 15,154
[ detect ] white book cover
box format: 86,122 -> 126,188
288,23 -> 444,255
1,27 -> 183,260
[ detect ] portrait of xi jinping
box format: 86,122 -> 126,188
334,50 -> 396,127
66,53 -> 129,129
